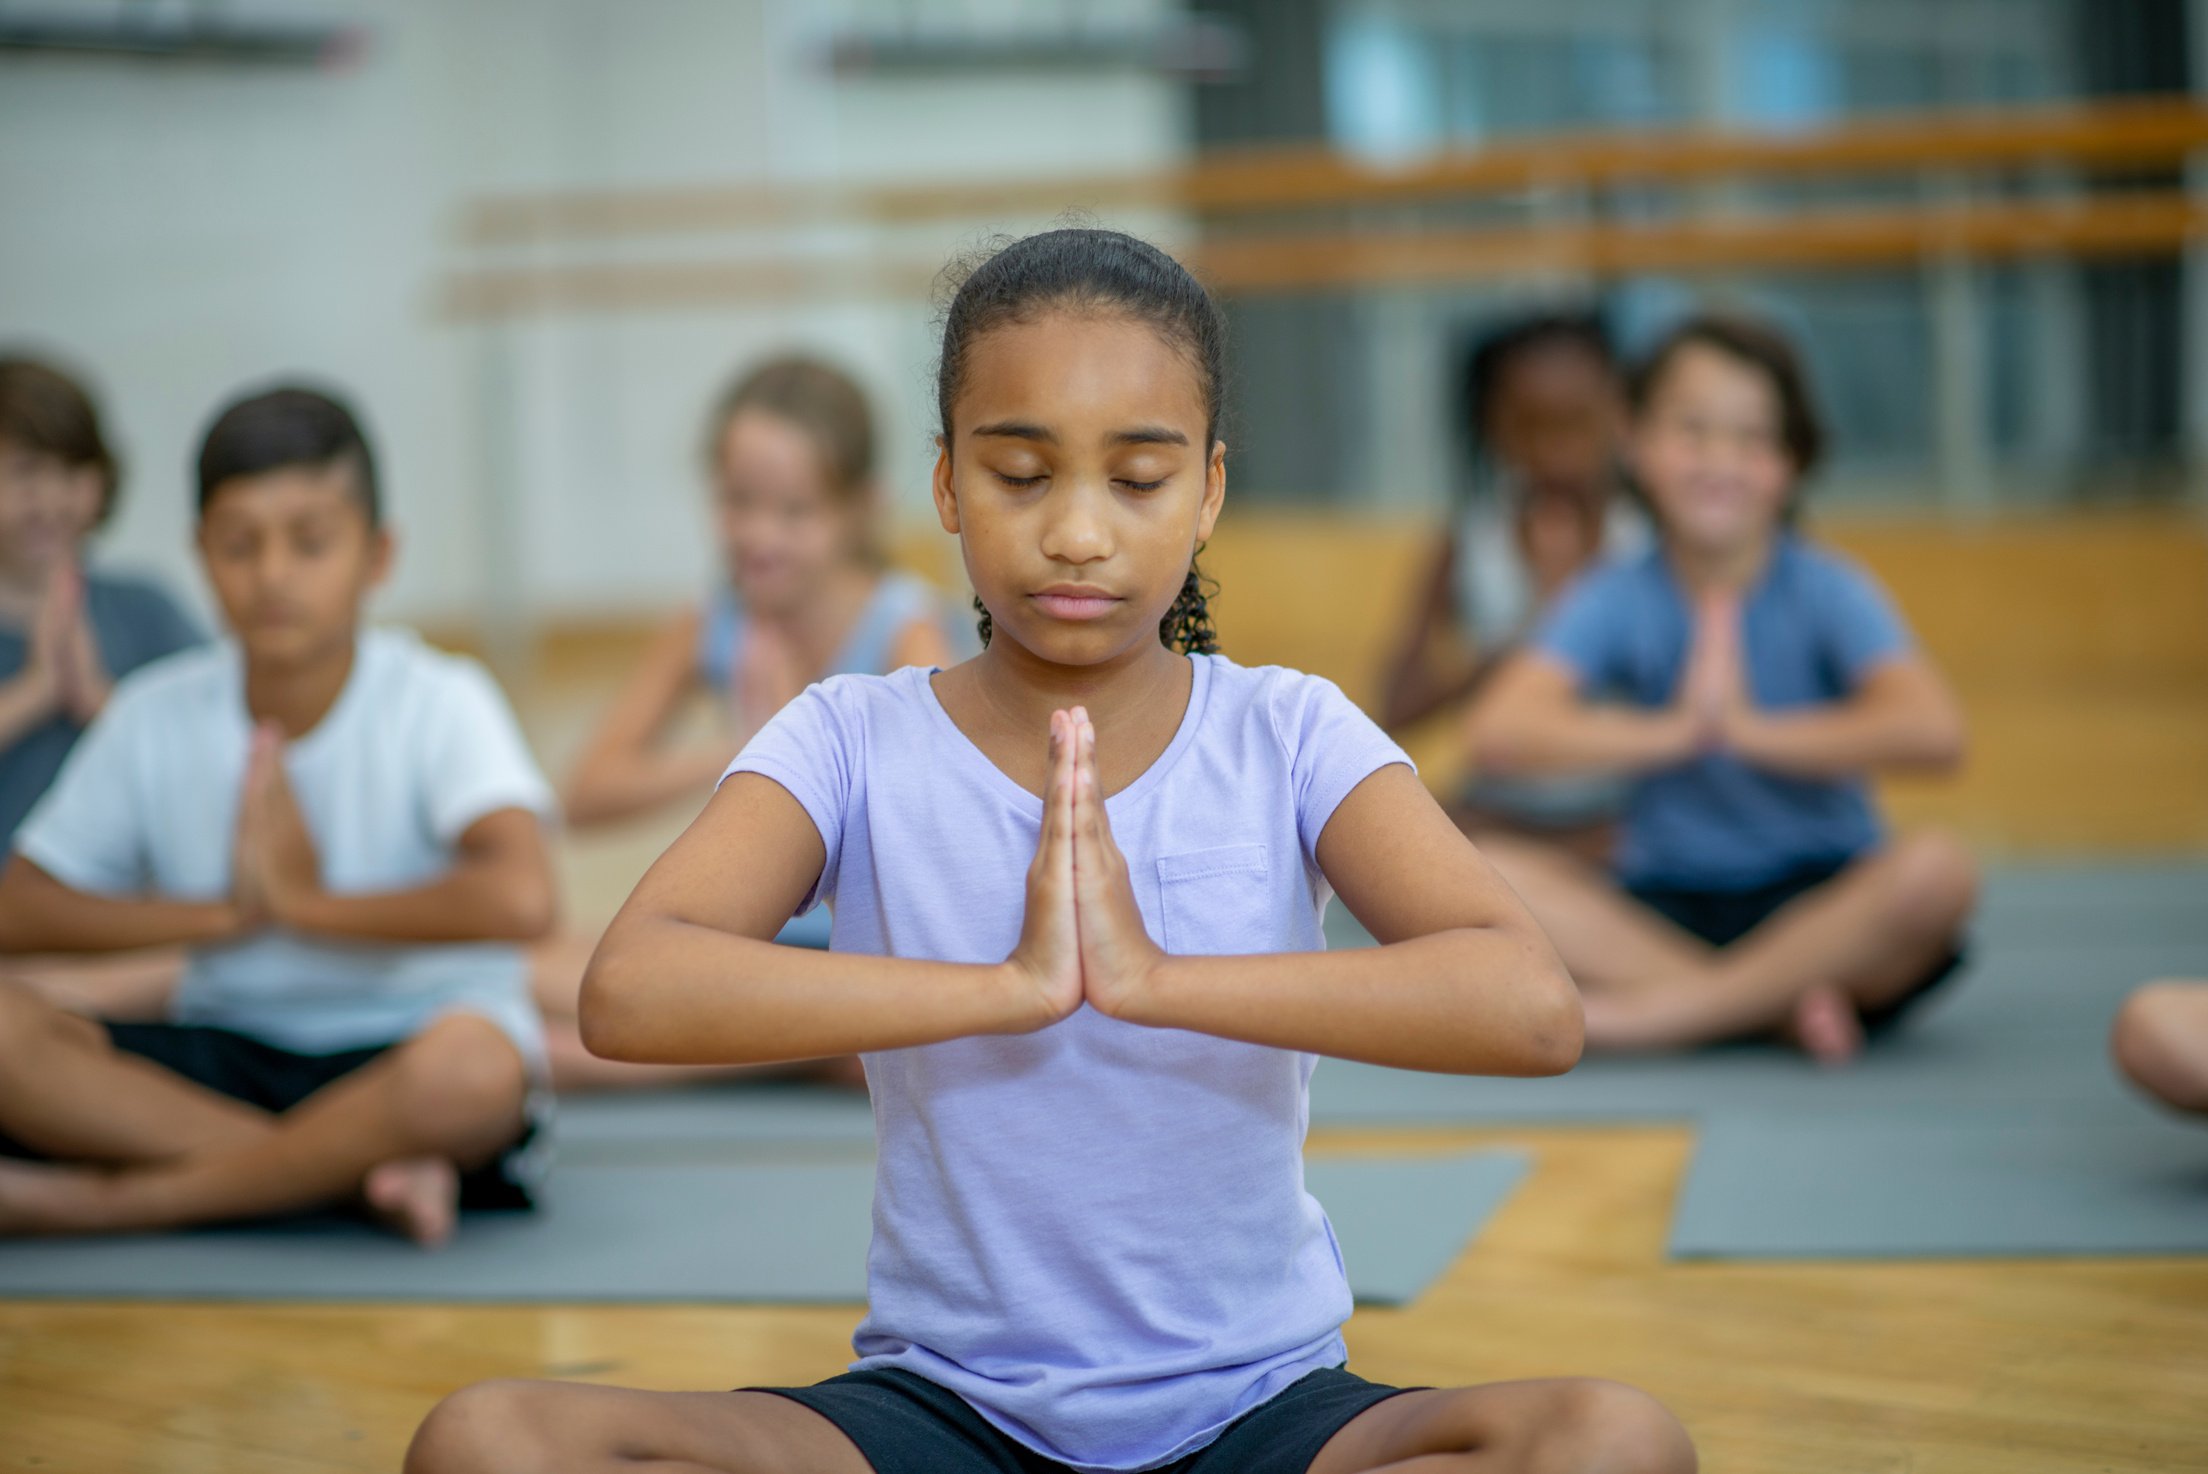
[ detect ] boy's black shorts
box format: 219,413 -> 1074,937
1628,855 -> 1966,1036
751,1365 -> 1417,1474
0,1020 -> 544,1211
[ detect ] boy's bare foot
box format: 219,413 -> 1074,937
1787,987 -> 1863,1067
363,1156 -> 460,1248
0,1157 -> 111,1235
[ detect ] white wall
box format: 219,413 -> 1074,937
0,0 -> 1191,635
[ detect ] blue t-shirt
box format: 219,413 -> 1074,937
1533,535 -> 1912,892
724,655 -> 1412,1473
0,569 -> 200,844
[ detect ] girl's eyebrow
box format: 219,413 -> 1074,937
968,420 -> 1190,448
1108,425 -> 1190,448
972,420 -> 1054,444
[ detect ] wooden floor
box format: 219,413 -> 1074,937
6,1125 -> 2206,1471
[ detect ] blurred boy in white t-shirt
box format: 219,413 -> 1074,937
0,385 -> 557,1246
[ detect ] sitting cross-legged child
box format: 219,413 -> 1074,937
0,385 -> 558,1245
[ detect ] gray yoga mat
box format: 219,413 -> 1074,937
0,1149 -> 1526,1306
1669,1102 -> 2208,1259
557,1084 -> 877,1149
1306,862 -> 2206,1127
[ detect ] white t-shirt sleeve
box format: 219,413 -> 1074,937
720,678 -> 855,916
14,684 -> 152,895
419,658 -> 557,846
1270,670 -> 1417,873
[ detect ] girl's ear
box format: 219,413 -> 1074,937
930,439 -> 961,535
1194,438 -> 1226,544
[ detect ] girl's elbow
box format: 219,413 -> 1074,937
576,960 -> 643,1061
1526,975 -> 1585,1076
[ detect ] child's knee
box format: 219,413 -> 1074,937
1881,829 -> 1977,937
1542,1379 -> 1697,1474
2112,982 -> 2208,1112
390,1015 -> 528,1144
406,1380 -> 545,1474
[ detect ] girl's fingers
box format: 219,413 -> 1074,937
1044,711 -> 1069,846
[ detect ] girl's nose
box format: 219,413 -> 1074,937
1039,482 -> 1111,564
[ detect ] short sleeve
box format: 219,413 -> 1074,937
1268,671 -> 1415,870
1531,569 -> 1629,691
720,679 -> 856,915
420,658 -> 557,846
1814,555 -> 1913,681
14,687 -> 151,894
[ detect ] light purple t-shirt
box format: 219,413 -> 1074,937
723,654 -> 1412,1473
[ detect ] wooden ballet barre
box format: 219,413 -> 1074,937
456,96 -> 2208,246
440,189 -> 2208,319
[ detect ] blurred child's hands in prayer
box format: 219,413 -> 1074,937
733,620 -> 806,739
237,722 -> 325,927
47,563 -> 110,726
1678,588 -> 1748,754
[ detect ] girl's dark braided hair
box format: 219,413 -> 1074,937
935,227 -> 1225,657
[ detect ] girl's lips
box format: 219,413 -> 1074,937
1030,590 -> 1121,621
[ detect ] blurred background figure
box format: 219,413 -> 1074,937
1379,312 -> 1641,863
1469,315 -> 1974,1064
0,356 -> 202,1021
537,355 -> 961,1091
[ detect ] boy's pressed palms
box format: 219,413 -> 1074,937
238,722 -> 325,925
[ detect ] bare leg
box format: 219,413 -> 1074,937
6,950 -> 182,1021
531,930 -> 867,1094
0,1009 -> 528,1243
1309,1377 -> 1694,1473
1480,830 -> 1977,1057
0,979 -> 269,1163
407,1380 -> 873,1474
2111,981 -> 2208,1115
1473,833 -> 1720,1005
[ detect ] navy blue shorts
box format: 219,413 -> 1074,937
752,1365 -> 1416,1474
1628,856 -> 1965,1035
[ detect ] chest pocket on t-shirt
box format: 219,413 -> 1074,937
1156,843 -> 1273,956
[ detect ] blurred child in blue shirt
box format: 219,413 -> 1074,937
1471,314 -> 1975,1064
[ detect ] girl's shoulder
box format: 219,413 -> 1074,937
787,664 -> 939,731
1193,653 -> 1386,755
